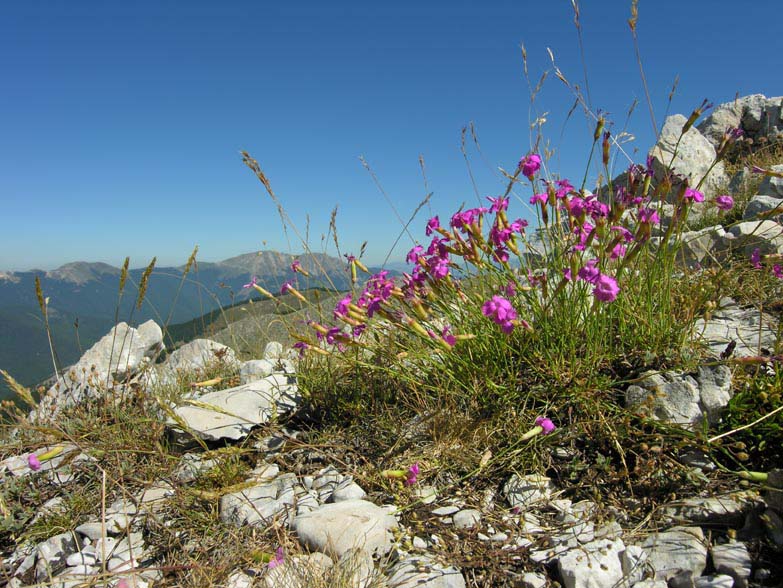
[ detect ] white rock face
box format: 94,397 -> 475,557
711,541 -> 752,588
694,300 -> 779,358
292,499 -> 398,559
220,472 -> 315,527
34,320 -> 164,419
386,555 -> 466,588
625,364 -> 733,428
503,474 -> 554,510
168,373 -> 300,441
640,526 -> 708,581
557,538 -> 625,588
758,164 -> 783,197
743,195 -> 783,223
698,95 -> 783,146
164,338 -> 239,373
649,114 -> 729,200
724,220 -> 783,257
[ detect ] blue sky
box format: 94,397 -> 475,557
1,0 -> 780,271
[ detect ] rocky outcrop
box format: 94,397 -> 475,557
32,320 -> 164,421
698,94 -> 783,148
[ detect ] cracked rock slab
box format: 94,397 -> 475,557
168,373 -> 299,441
625,364 -> 732,428
640,526 -> 708,581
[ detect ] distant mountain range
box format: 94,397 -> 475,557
0,251 -> 369,400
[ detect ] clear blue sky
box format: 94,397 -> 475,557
1,0 -> 780,271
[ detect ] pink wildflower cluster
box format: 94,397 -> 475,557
750,248 -> 783,280
481,295 -> 518,334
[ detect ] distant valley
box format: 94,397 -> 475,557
0,251 -> 364,400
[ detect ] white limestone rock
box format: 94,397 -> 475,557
220,472 -> 309,527
661,491 -> 761,526
724,219 -> 783,257
386,555 -> 466,588
452,509 -> 481,530
712,541 -> 752,588
503,474 -> 554,510
168,373 -> 300,442
292,499 -> 398,558
758,164 -> 783,197
164,338 -> 239,374
744,195 -> 783,223
557,538 -> 625,588
694,299 -> 779,358
34,320 -> 163,420
625,364 -> 733,428
649,114 -> 729,200
640,526 -> 707,581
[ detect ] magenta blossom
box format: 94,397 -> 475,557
425,216 -> 441,236
592,274 -> 620,303
405,463 -> 420,486
28,454 -> 42,471
268,547 -> 285,569
773,265 -> 783,279
406,245 -> 424,265
292,341 -> 309,357
481,295 -> 518,334
535,417 -> 556,435
577,259 -> 600,284
291,260 -> 302,273
519,153 -> 542,180
242,276 -> 258,289
683,188 -> 705,203
715,195 -> 734,211
334,294 -> 352,318
530,192 -> 548,205
280,280 -> 294,294
638,207 -> 660,225
487,195 -> 509,213
751,248 -> 762,269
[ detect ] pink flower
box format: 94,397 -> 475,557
425,216 -> 441,236
292,342 -> 309,357
268,547 -> 285,569
519,153 -> 542,180
610,243 -> 627,260
715,195 -> 734,211
242,276 -> 258,289
683,188 -> 705,203
530,192 -> 548,205
487,196 -> 509,213
751,248 -> 762,269
592,274 -> 620,302
509,218 -> 528,233
28,454 -> 42,471
291,260 -> 302,273
773,265 -> 783,279
406,245 -> 424,265
405,463 -> 420,486
577,259 -> 600,284
638,207 -> 660,225
280,280 -> 294,294
535,417 -> 556,435
334,294 -> 352,318
481,295 -> 518,334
